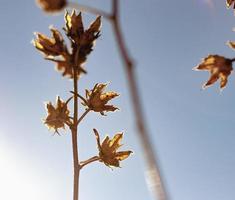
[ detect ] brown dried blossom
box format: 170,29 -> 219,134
194,55 -> 233,89
44,96 -> 72,133
33,11 -> 101,78
36,0 -> 67,13
93,129 -> 132,168
78,83 -> 119,115
64,10 -> 101,66
34,28 -> 68,57
226,0 -> 235,9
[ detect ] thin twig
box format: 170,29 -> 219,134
71,48 -> 80,200
67,2 -> 112,20
70,91 -> 88,105
76,109 -> 91,126
111,1 -> 167,200
230,57 -> 235,62
80,156 -> 100,169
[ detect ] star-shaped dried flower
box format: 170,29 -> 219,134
44,96 -> 72,133
226,0 -> 235,9
93,129 -> 132,168
194,55 -> 233,89
33,27 -> 83,78
64,10 -> 101,66
78,83 -> 119,115
36,0 -> 67,13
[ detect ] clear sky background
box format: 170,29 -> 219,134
1,0 -> 235,200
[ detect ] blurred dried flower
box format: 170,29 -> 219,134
93,129 -> 132,168
227,40 -> 235,49
226,0 -> 235,9
44,96 -> 72,133
194,55 -> 233,89
36,0 -> 67,13
79,83 -> 119,115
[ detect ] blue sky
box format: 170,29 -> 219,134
1,0 -> 235,200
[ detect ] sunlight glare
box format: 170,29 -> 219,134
0,137 -> 53,200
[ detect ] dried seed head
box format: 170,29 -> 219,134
33,11 -> 102,79
33,28 -> 68,57
93,129 -> 132,168
64,10 -> 101,66
194,55 -> 233,90
36,0 -> 67,13
82,83 -> 119,115
44,96 -> 72,133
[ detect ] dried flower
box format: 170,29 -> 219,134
226,0 -> 235,9
36,0 -> 67,13
33,28 -> 68,57
44,96 -> 72,133
64,10 -> 101,66
78,83 -> 119,115
194,55 -> 233,89
93,129 -> 132,168
33,11 -> 101,79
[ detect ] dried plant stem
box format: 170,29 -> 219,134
67,1 -> 168,200
71,65 -> 80,200
67,2 -> 112,20
80,156 -> 100,169
231,57 -> 235,62
76,109 -> 90,126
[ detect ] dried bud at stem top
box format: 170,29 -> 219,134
36,0 -> 67,13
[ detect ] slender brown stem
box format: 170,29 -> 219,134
71,50 -> 80,200
80,156 -> 100,169
67,2 -> 112,20
76,109 -> 91,126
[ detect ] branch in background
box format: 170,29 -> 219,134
67,1 -> 168,199
67,2 -> 112,20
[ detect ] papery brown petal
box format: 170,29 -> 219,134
100,92 -> 119,102
109,133 -> 123,152
227,41 -> 235,50
88,16 -> 101,33
93,129 -> 102,151
102,105 -> 119,112
204,73 -> 219,88
101,136 -> 110,152
220,73 -> 228,89
116,151 -> 133,161
64,10 -> 84,41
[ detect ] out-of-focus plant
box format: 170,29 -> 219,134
194,55 -> 234,90
226,0 -> 235,10
33,9 -> 132,200
194,2 -> 235,90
